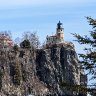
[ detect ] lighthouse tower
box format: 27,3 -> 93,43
46,21 -> 64,45
56,21 -> 64,43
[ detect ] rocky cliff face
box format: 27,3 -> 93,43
0,42 -> 86,96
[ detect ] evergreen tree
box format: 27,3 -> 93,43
73,17 -> 96,80
20,39 -> 31,48
13,44 -> 19,52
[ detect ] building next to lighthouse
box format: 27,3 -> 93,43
46,21 -> 64,45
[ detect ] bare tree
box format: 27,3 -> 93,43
29,32 -> 40,48
41,40 -> 46,49
14,37 -> 21,46
22,31 -> 30,41
0,31 -> 12,48
22,31 -> 40,49
0,31 -> 12,38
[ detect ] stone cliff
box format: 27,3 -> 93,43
0,42 -> 87,96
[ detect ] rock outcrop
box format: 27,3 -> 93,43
0,42 -> 87,96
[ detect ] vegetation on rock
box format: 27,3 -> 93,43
20,39 -> 31,49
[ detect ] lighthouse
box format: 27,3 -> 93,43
56,21 -> 64,43
46,21 -> 64,45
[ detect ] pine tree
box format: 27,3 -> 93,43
20,39 -> 31,49
73,17 -> 96,80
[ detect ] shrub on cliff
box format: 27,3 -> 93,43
14,65 -> 22,85
20,39 -> 31,49
13,44 -> 19,52
22,32 -> 40,48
